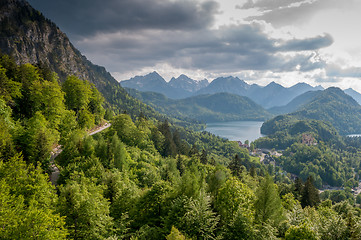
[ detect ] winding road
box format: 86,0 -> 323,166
49,123 -> 111,185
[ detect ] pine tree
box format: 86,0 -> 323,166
176,155 -> 185,176
294,177 -> 304,200
158,120 -> 177,157
200,149 -> 208,165
189,144 -> 199,157
228,154 -> 243,178
301,176 -> 320,208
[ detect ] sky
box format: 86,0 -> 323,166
27,0 -> 361,91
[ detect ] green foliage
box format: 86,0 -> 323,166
165,193 -> 220,240
254,175 -> 284,226
0,99 -> 15,160
258,115 -> 343,149
285,223 -> 317,240
166,227 -> 189,240
221,207 -> 256,240
58,173 -> 113,239
16,112 -> 59,168
134,181 -> 172,228
0,63 -> 21,105
0,155 -> 67,239
127,89 -> 272,123
215,177 -> 255,224
63,75 -> 105,129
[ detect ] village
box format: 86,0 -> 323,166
236,136 -> 361,197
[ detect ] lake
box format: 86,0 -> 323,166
205,121 -> 264,143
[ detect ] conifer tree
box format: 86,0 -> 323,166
229,154 -> 243,177
159,120 -> 177,157
200,149 -> 208,165
301,176 -> 320,208
176,155 -> 185,176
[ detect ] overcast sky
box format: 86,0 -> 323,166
28,0 -> 361,91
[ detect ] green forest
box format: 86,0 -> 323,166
3,54 -> 361,240
126,89 -> 271,123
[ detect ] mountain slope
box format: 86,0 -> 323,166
280,87 -> 361,135
247,82 -> 323,109
268,90 -> 321,114
344,88 -> 361,105
126,89 -> 272,122
0,0 -> 162,118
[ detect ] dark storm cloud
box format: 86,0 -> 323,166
27,0 -> 219,37
77,24 -> 333,74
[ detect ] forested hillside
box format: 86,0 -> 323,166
255,114 -> 361,190
127,89 -> 272,122
289,87 -> 361,135
263,87 -> 361,135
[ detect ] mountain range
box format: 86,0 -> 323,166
120,72 -> 209,99
121,71 -> 361,110
121,72 -> 329,109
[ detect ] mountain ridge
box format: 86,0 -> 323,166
126,88 -> 272,123
121,71 -> 328,108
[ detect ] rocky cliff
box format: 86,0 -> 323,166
0,0 -> 159,117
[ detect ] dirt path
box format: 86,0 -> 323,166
49,123 -> 111,185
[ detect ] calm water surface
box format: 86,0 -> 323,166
205,121 -> 264,142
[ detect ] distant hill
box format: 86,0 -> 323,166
0,0 -> 161,118
264,87 -> 361,135
268,90 -> 321,115
258,115 -> 343,149
246,82 -> 323,109
126,89 -> 272,122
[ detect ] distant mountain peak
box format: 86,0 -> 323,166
169,74 -> 209,93
148,71 -> 161,77
344,88 -> 361,105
